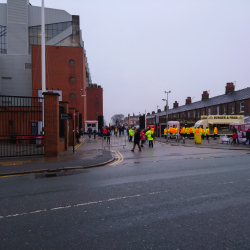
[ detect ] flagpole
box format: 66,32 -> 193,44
41,0 -> 46,132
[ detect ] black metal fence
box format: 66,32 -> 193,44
0,95 -> 44,157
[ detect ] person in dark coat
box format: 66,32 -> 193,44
245,128 -> 250,147
131,129 -> 141,152
87,126 -> 92,139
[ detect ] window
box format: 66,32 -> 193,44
28,21 -> 72,52
70,93 -> 76,100
1,77 -> 12,80
223,107 -> 226,115
193,111 -> 196,118
232,105 -> 235,114
240,102 -> 244,112
69,60 -> 75,66
69,77 -> 75,83
0,25 -> 7,54
198,111 -> 200,117
208,108 -> 211,115
188,112 -> 190,118
25,63 -> 32,69
96,102 -> 99,106
217,106 -> 220,115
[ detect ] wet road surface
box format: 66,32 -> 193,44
1,140 -> 250,249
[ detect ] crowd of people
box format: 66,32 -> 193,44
75,123 -> 250,149
163,125 -> 213,140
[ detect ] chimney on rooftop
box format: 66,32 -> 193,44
164,105 -> 169,111
158,109 -> 161,113
147,112 -> 150,116
173,101 -> 179,108
202,91 -> 209,101
186,97 -> 192,105
225,82 -> 235,94
152,111 -> 155,114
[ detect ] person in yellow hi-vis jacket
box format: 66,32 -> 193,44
129,127 -> 134,142
146,128 -> 154,147
213,126 -> 218,140
164,127 -> 168,139
201,127 -> 205,139
205,127 -> 210,140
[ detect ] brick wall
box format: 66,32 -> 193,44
58,138 -> 66,154
86,87 -> 103,120
32,45 -> 86,128
44,93 -> 60,157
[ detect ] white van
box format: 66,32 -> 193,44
85,121 -> 98,133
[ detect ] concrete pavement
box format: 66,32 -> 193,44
0,135 -> 114,176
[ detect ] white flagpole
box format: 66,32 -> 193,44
41,0 -> 46,132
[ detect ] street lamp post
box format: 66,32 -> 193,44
162,90 -> 171,125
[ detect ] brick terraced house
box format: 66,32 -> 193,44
146,83 -> 250,127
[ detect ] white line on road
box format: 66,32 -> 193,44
0,191 -> 167,220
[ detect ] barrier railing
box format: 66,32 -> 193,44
102,135 -> 127,149
0,137 -> 44,157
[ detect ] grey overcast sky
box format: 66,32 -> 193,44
2,0 -> 250,124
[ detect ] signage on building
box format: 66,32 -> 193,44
61,114 -> 73,120
201,115 -> 244,120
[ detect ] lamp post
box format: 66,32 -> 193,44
162,90 -> 171,125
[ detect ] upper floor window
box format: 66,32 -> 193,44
28,21 -> 72,53
208,108 -> 211,115
197,111 -> 200,117
203,110 -> 205,115
240,102 -> 244,112
232,105 -> 235,114
193,111 -> 196,118
223,107 -> 226,115
0,25 -> 7,54
188,112 -> 190,118
217,106 -> 220,115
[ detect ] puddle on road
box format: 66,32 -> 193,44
35,169 -> 89,179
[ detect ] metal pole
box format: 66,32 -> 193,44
73,119 -> 75,153
166,92 -> 168,124
41,0 -> 46,132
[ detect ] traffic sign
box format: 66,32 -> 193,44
61,113 -> 73,120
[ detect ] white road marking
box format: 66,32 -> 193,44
0,191 -> 165,220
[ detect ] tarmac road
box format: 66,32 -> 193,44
1,140 -> 250,249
